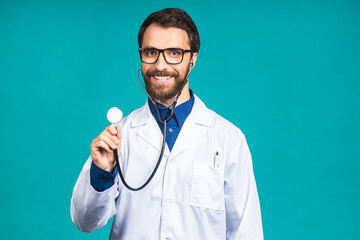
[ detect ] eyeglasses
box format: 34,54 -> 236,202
139,47 -> 193,64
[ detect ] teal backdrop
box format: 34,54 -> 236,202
1,0 -> 359,239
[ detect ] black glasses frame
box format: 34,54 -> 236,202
138,47 -> 193,64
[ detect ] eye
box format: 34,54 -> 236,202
169,49 -> 182,57
143,49 -> 157,57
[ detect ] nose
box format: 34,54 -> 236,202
154,51 -> 169,71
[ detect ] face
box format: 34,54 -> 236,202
141,24 -> 198,104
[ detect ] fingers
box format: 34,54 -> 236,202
90,125 -> 122,172
97,139 -> 113,153
105,125 -> 117,135
91,136 -> 113,154
104,125 -> 120,145
91,126 -> 119,152
98,133 -> 118,150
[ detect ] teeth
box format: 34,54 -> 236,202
154,76 -> 171,81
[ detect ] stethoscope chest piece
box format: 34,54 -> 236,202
107,107 -> 123,125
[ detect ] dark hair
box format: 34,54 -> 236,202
138,8 -> 200,53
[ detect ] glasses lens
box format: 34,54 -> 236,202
141,48 -> 159,63
140,48 -> 186,64
164,49 -> 183,64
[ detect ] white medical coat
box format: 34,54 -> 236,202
71,95 -> 263,240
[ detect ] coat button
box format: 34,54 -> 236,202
168,128 -> 173,132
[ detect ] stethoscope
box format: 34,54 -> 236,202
107,63 -> 193,191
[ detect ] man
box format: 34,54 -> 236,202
71,8 -> 263,240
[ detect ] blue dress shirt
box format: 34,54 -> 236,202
148,90 -> 194,152
90,90 -> 195,192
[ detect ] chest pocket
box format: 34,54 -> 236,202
189,161 -> 225,211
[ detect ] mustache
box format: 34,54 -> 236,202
145,70 -> 179,78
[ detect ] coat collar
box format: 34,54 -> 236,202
131,94 -> 212,128
130,94 -> 213,158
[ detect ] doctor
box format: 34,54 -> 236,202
71,8 -> 263,240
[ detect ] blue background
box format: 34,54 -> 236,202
0,0 -> 359,239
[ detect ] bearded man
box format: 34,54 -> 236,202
71,8 -> 263,240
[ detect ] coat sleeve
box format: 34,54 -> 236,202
224,134 -> 264,240
70,156 -> 119,232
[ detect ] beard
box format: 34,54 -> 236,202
142,66 -> 189,103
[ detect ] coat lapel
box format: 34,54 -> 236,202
169,95 -> 213,158
130,101 -> 170,157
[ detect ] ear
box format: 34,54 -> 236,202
190,52 -> 198,68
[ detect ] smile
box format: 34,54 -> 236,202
154,76 -> 172,81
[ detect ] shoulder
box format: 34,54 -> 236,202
209,108 -> 246,145
194,97 -> 246,152
193,95 -> 245,141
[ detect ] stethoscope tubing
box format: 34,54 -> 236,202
114,64 -> 192,191
114,121 -> 167,191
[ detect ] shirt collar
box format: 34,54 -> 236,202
148,90 -> 195,127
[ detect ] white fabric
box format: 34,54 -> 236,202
70,95 -> 263,240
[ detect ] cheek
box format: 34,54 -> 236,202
141,65 -> 154,78
141,63 -> 149,72
176,66 -> 189,77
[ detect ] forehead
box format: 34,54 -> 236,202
142,24 -> 190,49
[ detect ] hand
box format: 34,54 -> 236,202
90,125 -> 121,173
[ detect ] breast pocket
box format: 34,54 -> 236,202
190,161 -> 225,211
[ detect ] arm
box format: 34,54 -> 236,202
224,134 -> 263,240
70,125 -> 121,232
70,156 -> 119,232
